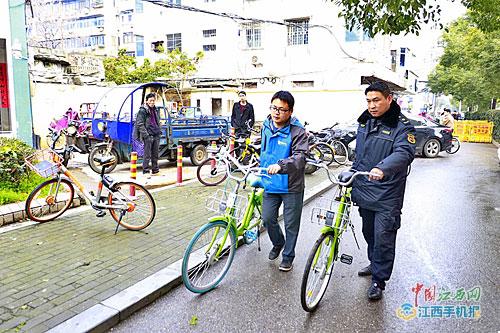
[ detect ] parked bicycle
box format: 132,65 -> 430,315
446,136 -> 460,154
24,133 -> 156,233
197,130 -> 260,186
300,159 -> 372,312
182,167 -> 269,293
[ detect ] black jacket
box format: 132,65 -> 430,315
231,102 -> 255,136
351,101 -> 416,215
134,105 -> 162,142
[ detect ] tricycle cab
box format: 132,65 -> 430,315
91,82 -> 229,165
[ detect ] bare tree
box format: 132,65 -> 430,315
26,0 -> 68,50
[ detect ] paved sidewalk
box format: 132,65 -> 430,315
0,164 -> 343,333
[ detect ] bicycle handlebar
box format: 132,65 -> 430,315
305,158 -> 371,186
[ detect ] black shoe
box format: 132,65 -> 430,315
268,246 -> 283,261
358,264 -> 372,277
367,282 -> 383,301
279,259 -> 293,272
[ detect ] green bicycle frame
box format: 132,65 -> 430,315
313,187 -> 352,270
207,186 -> 264,257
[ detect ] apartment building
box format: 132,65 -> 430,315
28,0 -> 423,127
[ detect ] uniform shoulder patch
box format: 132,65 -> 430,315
407,133 -> 416,144
399,114 -> 410,125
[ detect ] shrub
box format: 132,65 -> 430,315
466,109 -> 500,141
0,137 -> 34,183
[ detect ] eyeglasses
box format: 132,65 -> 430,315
269,105 -> 290,114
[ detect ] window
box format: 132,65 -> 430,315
125,51 -> 136,57
241,23 -> 261,48
203,29 -> 216,37
135,0 -> 143,13
136,35 -> 144,56
123,32 -> 134,44
151,41 -> 164,53
203,44 -> 216,51
292,81 -> 314,88
168,0 -> 181,3
400,47 -> 406,67
286,18 -> 309,45
166,33 -> 182,51
344,27 -> 371,42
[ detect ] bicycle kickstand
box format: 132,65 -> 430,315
114,210 -> 126,235
350,223 -> 361,250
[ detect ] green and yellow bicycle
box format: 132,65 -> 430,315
182,167 -> 269,293
300,160 -> 371,312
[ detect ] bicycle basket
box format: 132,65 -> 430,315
205,189 -> 248,221
310,197 -> 351,229
25,149 -> 63,177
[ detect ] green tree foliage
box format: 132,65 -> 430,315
334,0 -> 499,37
103,49 -> 203,88
427,16 -> 500,110
103,49 -> 137,84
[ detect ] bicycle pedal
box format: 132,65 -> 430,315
340,254 -> 353,265
96,211 -> 106,218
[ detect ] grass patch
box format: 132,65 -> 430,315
0,172 -> 47,205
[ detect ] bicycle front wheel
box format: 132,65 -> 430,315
108,181 -> 156,230
301,231 -> 337,312
197,158 -> 228,186
446,137 -> 460,154
182,220 -> 237,294
25,178 -> 75,222
332,141 -> 348,165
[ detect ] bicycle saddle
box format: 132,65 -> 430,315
93,156 -> 116,166
338,170 -> 355,185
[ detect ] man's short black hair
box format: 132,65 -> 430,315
145,92 -> 156,100
238,91 -> 246,96
365,81 -> 392,98
271,90 -> 295,110
443,107 -> 451,112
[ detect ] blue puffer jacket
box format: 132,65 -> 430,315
260,115 -> 308,193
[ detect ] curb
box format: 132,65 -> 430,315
47,178 -> 335,333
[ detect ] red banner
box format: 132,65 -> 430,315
0,63 -> 9,108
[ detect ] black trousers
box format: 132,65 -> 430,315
143,136 -> 160,173
358,208 -> 400,289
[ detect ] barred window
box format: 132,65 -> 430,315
203,44 -> 216,51
286,19 -> 309,46
241,23 -> 261,49
166,33 -> 182,52
203,29 -> 216,37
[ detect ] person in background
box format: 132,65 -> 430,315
134,93 -> 162,175
440,108 -> 455,128
231,91 -> 255,138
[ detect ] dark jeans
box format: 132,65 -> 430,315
262,191 -> 304,261
358,208 -> 401,289
143,136 -> 160,173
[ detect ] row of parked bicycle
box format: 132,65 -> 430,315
195,121 -> 357,186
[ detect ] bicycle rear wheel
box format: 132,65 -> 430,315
301,231 -> 337,312
446,137 -> 460,154
332,141 -> 348,165
25,178 -> 75,222
197,158 -> 228,186
182,220 -> 236,293
108,181 -> 156,230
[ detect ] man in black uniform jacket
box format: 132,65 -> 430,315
352,82 -> 416,301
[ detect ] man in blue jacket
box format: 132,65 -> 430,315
260,91 -> 308,272
352,81 -> 416,300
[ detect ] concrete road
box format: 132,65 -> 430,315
109,143 -> 499,333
